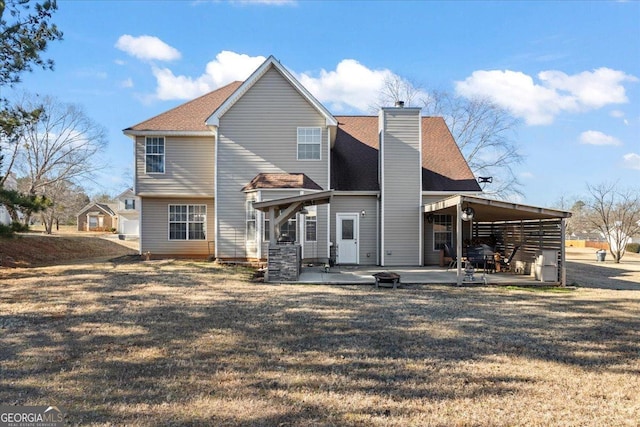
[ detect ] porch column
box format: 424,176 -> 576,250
456,201 -> 463,286
268,207 -> 277,245
561,218 -> 567,286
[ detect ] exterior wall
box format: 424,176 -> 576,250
330,195 -> 379,265
117,190 -> 140,235
380,108 -> 422,266
217,66 -> 329,259
135,135 -> 215,196
140,197 -> 215,257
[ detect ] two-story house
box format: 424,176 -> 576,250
124,56 -> 569,273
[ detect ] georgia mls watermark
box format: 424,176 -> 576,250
0,406 -> 65,427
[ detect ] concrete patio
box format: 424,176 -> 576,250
297,265 -> 554,286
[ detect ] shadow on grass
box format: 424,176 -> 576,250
1,263 -> 638,425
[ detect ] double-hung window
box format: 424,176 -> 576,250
305,206 -> 317,242
145,137 -> 165,173
433,214 -> 453,251
124,199 -> 135,210
246,197 -> 257,243
169,205 -> 206,240
297,127 -> 321,160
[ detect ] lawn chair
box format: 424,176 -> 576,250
444,243 -> 457,271
500,245 -> 520,272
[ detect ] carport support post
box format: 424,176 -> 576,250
561,218 -> 567,286
456,201 -> 463,286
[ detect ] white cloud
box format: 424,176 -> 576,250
120,78 -> 134,88
610,109 -> 625,118
296,59 -> 396,112
114,59 -> 126,66
622,153 -> 640,170
151,51 -> 265,100
147,52 -> 413,111
115,35 -> 181,62
519,171 -> 535,179
455,68 -> 637,125
579,130 -> 622,146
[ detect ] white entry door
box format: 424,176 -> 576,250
336,213 -> 359,264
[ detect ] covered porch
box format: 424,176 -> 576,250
424,195 -> 572,286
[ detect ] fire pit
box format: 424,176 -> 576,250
372,272 -> 401,289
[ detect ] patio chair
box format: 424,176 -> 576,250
443,243 -> 457,271
500,245 -> 520,272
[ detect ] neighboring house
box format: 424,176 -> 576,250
124,56 -> 570,271
115,188 -> 140,236
77,202 -> 117,232
0,173 -> 19,225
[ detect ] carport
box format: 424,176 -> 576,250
424,195 -> 572,286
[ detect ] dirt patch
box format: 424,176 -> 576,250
0,234 -> 137,267
1,261 -> 638,426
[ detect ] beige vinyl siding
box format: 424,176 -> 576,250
217,66 -> 329,259
330,195 -> 378,265
140,197 -> 214,256
380,108 -> 422,266
136,135 -> 215,196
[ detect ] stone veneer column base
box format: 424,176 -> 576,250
267,244 -> 301,282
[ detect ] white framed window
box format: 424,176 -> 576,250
280,217 -> 297,242
297,127 -> 321,160
124,199 -> 136,210
433,214 -> 452,251
246,196 -> 257,243
168,205 -> 206,240
145,136 -> 165,173
305,206 -> 317,242
264,217 -> 270,242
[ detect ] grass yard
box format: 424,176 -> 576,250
1,259 -> 638,426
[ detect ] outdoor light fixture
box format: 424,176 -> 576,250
427,214 -> 434,223
461,206 -> 475,221
299,206 -> 309,215
361,210 -> 366,217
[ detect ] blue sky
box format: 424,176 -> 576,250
9,0 -> 640,207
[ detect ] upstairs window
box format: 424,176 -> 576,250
145,137 -> 165,173
297,127 -> 321,160
124,199 -> 136,210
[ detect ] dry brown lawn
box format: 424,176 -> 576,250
1,258 -> 639,426
0,233 -> 136,267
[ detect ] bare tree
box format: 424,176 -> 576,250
375,76 -> 523,198
16,93 -> 107,228
373,74 -> 424,111
586,182 -> 640,263
37,179 -> 88,233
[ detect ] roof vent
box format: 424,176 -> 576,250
395,101 -> 405,108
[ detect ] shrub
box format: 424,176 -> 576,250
626,243 -> 640,254
10,222 -> 30,233
0,223 -> 14,238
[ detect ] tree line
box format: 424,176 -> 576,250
0,0 -> 106,235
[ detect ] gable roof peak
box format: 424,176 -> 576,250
206,55 -> 337,128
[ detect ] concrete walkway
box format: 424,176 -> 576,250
297,265 -> 550,286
